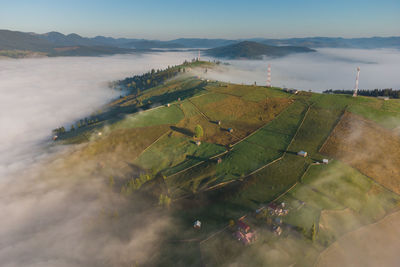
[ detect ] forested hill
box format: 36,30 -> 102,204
205,41 -> 315,59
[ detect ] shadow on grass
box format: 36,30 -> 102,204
170,126 -> 194,137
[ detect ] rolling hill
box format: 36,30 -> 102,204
205,41 -> 316,59
1,29 -> 399,59
50,60 -> 400,266
0,29 -> 136,57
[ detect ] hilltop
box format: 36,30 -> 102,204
52,60 -> 400,266
205,41 -> 316,59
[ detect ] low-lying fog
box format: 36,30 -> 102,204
0,48 -> 399,266
203,48 -> 400,91
0,52 -> 192,178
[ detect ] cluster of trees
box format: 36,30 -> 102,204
70,117 -> 99,131
52,126 -> 66,135
120,173 -> 153,196
323,88 -> 400,99
118,65 -> 185,96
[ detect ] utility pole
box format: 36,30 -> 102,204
353,67 -> 360,97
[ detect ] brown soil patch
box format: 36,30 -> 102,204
316,211 -> 400,267
321,112 -> 400,194
204,96 -> 290,125
180,96 -> 292,145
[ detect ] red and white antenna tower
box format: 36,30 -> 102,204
266,64 -> 272,87
353,67 -> 360,97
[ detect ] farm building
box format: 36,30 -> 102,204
297,150 -> 308,157
193,220 -> 201,229
323,159 -> 329,164
217,158 -> 222,164
268,202 -> 288,216
237,220 -> 251,233
217,120 -> 221,125
234,231 -> 256,245
283,88 -> 299,95
195,140 -> 201,146
228,128 -> 234,133
166,103 -> 171,107
234,220 -> 256,245
273,225 -> 282,236
177,97 -> 181,101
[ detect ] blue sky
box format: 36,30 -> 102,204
0,0 -> 399,39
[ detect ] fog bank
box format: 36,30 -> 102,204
202,48 -> 400,91
0,52 -> 192,178
0,52 -> 194,266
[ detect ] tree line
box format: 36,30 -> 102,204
118,64 -> 187,96
323,88 -> 400,99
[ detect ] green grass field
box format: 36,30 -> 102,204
214,100 -> 307,182
111,105 -> 184,129
134,135 -> 226,175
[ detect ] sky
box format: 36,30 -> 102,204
0,0 -> 399,39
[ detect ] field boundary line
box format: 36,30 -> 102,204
283,103 -> 312,155
230,100 -> 297,147
133,129 -> 171,161
318,107 -> 348,153
165,150 -> 229,179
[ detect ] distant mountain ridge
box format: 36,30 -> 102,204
205,41 -> 316,59
0,29 -> 399,58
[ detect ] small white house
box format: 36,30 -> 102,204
194,220 -> 201,229
297,150 -> 308,157
166,103 -> 171,107
323,159 -> 329,164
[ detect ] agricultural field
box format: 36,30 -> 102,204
134,135 -> 226,175
110,105 -> 184,129
55,61 -> 400,267
316,211 -> 400,267
321,112 -> 400,194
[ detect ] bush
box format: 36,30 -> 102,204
194,124 -> 204,138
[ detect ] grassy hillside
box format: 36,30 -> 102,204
54,60 -> 400,266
